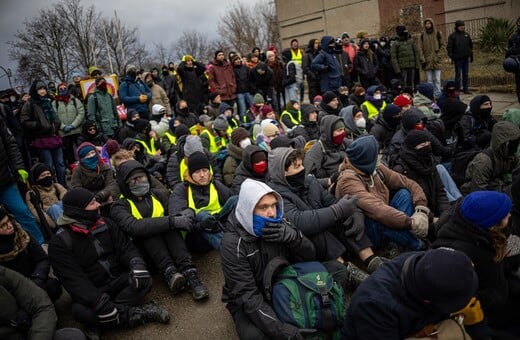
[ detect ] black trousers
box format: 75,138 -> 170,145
141,229 -> 193,273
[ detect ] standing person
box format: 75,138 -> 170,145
20,80 -> 66,187
303,38 -> 321,103
208,50 -> 237,106
176,55 -> 206,113
341,33 -> 359,87
282,39 -> 305,102
419,18 -> 445,98
53,83 -> 85,167
265,50 -> 285,114
354,39 -> 380,90
119,64 -> 152,120
506,16 -> 520,103
447,20 -> 474,94
377,36 -> 393,88
68,72 -> 84,101
142,72 -> 171,117
249,62 -> 275,108
159,65 -> 178,111
87,77 -> 120,139
312,36 -> 342,94
391,25 -> 420,89
231,55 -> 252,120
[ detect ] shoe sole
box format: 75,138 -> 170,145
192,290 -> 210,300
168,275 -> 186,295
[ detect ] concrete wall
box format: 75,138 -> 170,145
444,0 -> 518,24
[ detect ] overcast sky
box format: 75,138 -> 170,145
0,0 -> 241,89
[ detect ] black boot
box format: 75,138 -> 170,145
183,268 -> 209,300
164,266 -> 186,295
128,301 -> 170,327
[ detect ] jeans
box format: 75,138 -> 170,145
0,184 -> 44,243
400,68 -> 416,88
284,83 -> 298,105
436,164 -> 462,202
236,92 -> 253,120
46,202 -> 63,223
38,148 -> 66,187
364,188 -> 422,250
195,211 -> 223,250
454,58 -> 470,92
425,69 -> 442,98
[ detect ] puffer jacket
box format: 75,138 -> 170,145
208,59 -> 237,101
391,36 -> 420,73
336,161 -> 427,229
0,117 -> 25,187
53,96 -> 85,136
418,18 -> 444,70
447,28 -> 473,61
462,121 -> 520,194
119,77 -> 152,119
311,36 -> 342,92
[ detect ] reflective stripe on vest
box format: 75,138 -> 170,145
280,110 -> 301,126
187,183 -> 221,215
361,101 -> 387,120
164,132 -> 176,145
126,195 -> 165,219
135,138 -> 157,156
179,158 -> 214,182
291,49 -> 303,65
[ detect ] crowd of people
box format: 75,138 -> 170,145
0,17 -> 520,340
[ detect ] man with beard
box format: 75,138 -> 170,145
208,51 -> 237,106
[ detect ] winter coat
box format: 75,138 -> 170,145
354,49 -> 379,79
418,18 -> 445,70
220,179 -> 315,338
48,215 -> 145,307
267,59 -> 285,94
370,115 -> 397,151
0,266 -> 57,340
434,204 -> 509,324
0,117 -> 25,187
230,145 -> 267,195
223,142 -> 243,186
341,251 -> 460,339
392,144 -> 449,217
291,118 -> 320,142
169,177 -> 230,215
459,97 -> 497,151
87,90 -> 118,137
391,37 -> 420,73
506,27 -> 520,58
232,63 -> 251,94
316,100 -> 342,119
148,84 -> 171,116
25,183 -> 66,229
447,29 -> 473,61
303,41 -> 320,85
53,96 -> 85,136
249,63 -> 274,99
20,98 -> 61,139
311,36 -> 342,92
208,59 -> 237,101
336,161 -> 427,229
177,61 -> 206,110
119,77 -> 152,118
462,121 -> 520,194
77,126 -> 110,147
0,223 -> 49,281
70,159 -> 119,199
304,115 -> 348,187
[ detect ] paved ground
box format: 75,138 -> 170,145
54,90 -> 520,340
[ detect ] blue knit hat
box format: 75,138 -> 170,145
460,191 -> 512,229
346,135 -> 379,175
77,144 -> 95,159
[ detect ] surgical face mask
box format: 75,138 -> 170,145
373,94 -> 382,100
239,138 -> 251,149
380,41 -> 386,47
129,181 -> 150,197
10,96 -> 16,102
356,117 -> 366,129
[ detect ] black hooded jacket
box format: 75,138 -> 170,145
20,80 -> 61,138
76,120 -> 109,146
249,62 -> 274,98
459,95 -> 497,150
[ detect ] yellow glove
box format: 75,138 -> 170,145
452,297 -> 484,326
17,169 -> 29,183
139,94 -> 148,103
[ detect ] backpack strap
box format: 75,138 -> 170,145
263,256 -> 290,302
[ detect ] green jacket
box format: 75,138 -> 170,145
0,266 -> 57,340
418,18 -> 445,70
53,96 -> 85,136
391,37 -> 420,73
87,89 -> 119,137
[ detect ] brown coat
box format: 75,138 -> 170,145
208,60 -> 237,101
25,183 -> 67,229
335,160 -> 427,229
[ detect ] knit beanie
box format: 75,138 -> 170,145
322,91 -> 337,104
341,32 -> 350,39
409,248 -> 478,314
270,136 -> 292,149
133,119 -> 150,133
396,25 -> 408,36
262,123 -> 279,137
209,92 -> 221,102
62,188 -> 95,216
382,104 -> 402,122
121,138 -> 138,151
250,150 -> 267,164
469,95 -> 492,117
460,191 -> 512,229
301,104 -> 318,117
346,135 -> 379,175
455,20 -> 465,28
214,50 -> 224,58
404,130 -> 431,148
77,144 -> 95,159
253,93 -> 265,105
187,151 -> 210,175
213,115 -> 229,131
393,95 -> 412,108
174,124 -> 189,137
417,83 -> 434,100
184,135 -> 204,157
312,95 -> 323,104
29,163 -> 52,185
334,120 -> 345,130
401,108 -> 426,131
126,64 -> 137,73
105,139 -> 120,157
260,105 -> 274,119
35,80 -> 47,90
231,127 -> 250,146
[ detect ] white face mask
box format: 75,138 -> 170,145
239,138 -> 251,149
356,117 -> 366,129
380,42 -> 386,47
373,94 -> 382,100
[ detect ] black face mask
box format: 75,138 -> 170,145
37,176 -> 53,187
65,206 -> 100,226
508,139 -> 519,157
479,108 -> 492,119
415,145 -> 433,162
127,71 -> 137,79
286,169 -> 306,189
146,81 -> 153,87
162,70 -> 169,76
179,107 -> 189,115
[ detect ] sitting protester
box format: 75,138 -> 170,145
370,104 -> 401,151
223,127 -> 250,187
291,104 -> 320,142
77,120 -> 109,150
459,95 -> 497,151
340,105 -> 368,143
230,145 -> 268,195
49,188 -> 169,336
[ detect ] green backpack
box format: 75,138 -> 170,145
266,258 -> 347,339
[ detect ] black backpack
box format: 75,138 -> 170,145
450,148 -> 494,188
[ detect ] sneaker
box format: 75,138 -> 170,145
366,256 -> 388,274
183,268 -> 209,300
345,261 -> 369,289
164,266 -> 186,295
129,301 -> 170,326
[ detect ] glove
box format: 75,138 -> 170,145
95,293 -> 120,325
95,190 -> 111,204
280,323 -> 304,340
129,268 -> 152,290
63,125 -> 74,133
411,205 -> 430,238
343,210 -> 365,241
330,195 -> 358,220
17,169 -> 29,184
452,297 -> 484,326
139,94 -> 148,103
170,215 -> 194,231
197,217 -> 221,233
262,221 -> 300,243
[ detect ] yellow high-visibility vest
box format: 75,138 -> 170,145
135,138 -> 157,156
187,183 -> 221,215
291,49 -> 303,65
126,195 -> 164,219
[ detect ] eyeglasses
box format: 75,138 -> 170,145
0,217 -> 13,230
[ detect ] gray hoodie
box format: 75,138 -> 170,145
268,147 -> 293,187
235,178 -> 284,237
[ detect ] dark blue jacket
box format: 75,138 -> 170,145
119,77 -> 152,119
311,36 -> 342,93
